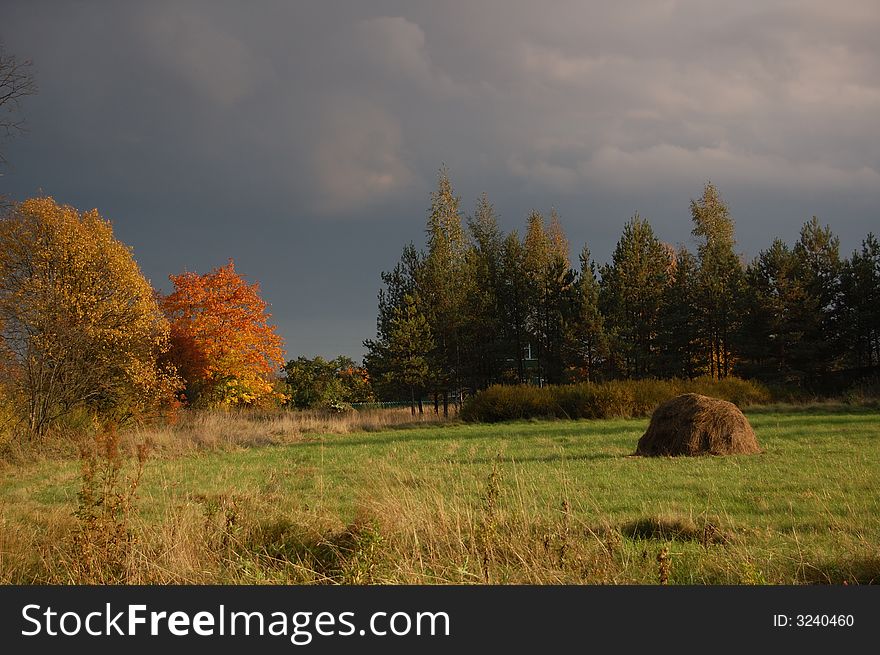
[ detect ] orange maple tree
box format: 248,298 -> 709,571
160,259 -> 286,406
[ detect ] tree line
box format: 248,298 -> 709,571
365,168 -> 879,413
1,184 -> 877,437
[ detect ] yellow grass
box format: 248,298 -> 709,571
125,407 -> 453,456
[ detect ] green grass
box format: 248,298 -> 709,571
1,406 -> 878,584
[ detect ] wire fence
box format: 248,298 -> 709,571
349,401 -> 413,410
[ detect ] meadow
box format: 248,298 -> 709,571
1,405 -> 878,585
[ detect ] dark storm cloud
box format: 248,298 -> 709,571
2,1 -> 878,358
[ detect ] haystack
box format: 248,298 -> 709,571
635,393 -> 760,456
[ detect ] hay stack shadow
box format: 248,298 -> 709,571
635,393 -> 760,457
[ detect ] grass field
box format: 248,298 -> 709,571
1,405 -> 878,584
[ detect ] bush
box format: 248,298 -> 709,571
688,376 -> 772,406
321,399 -> 355,414
460,384 -> 556,422
461,377 -> 772,423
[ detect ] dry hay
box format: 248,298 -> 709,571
635,393 -> 760,457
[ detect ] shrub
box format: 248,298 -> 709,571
460,384 -> 557,422
461,377 -> 772,423
552,384 -> 596,419
689,376 -> 771,406
321,399 -> 355,414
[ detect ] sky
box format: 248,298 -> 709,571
1,1 -> 878,361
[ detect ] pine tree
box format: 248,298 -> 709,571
421,167 -> 470,413
497,231 -> 530,382
522,211 -> 550,383
599,214 -> 672,378
363,243 -> 425,400
464,193 -> 505,389
521,209 -> 575,384
839,234 -> 880,369
739,239 -> 801,382
740,219 -> 841,386
376,244 -> 423,341
565,244 -> 608,381
387,294 -> 434,415
788,217 -> 841,381
658,246 -> 700,378
690,182 -> 744,378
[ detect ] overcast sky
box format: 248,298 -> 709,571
2,1 -> 878,360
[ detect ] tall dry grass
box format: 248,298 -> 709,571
3,450 -> 876,585
124,407 -> 453,456
3,406 -> 878,585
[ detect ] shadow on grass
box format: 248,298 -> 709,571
621,516 -> 731,545
804,556 -> 880,585
240,516 -> 384,584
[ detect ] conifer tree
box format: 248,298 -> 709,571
839,234 -> 880,369
363,243 -> 425,399
599,214 -> 671,378
497,231 -> 530,382
421,167 -> 470,413
386,294 -> 433,415
464,193 -> 505,389
739,239 -> 801,382
658,246 -> 700,378
690,182 -> 743,378
566,245 -> 608,381
522,209 -> 575,384
788,217 -> 841,380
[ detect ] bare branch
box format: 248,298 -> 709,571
0,42 -> 38,165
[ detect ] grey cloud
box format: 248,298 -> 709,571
354,16 -> 460,97
135,8 -> 274,107
312,96 -> 416,215
584,144 -> 880,193
1,0 -> 877,358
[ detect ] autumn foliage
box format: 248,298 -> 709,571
161,260 -> 285,407
0,197 -> 176,436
